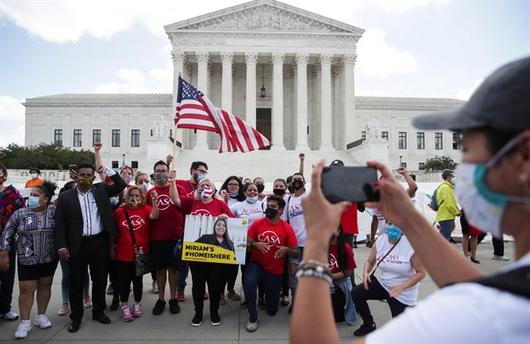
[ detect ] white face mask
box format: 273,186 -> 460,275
31,173 -> 39,179
455,137 -> 530,238
139,182 -> 151,192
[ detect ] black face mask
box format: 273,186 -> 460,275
273,188 -> 285,196
256,184 -> 265,193
265,207 -> 278,219
292,180 -> 304,190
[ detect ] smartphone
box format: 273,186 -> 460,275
68,164 -> 77,172
321,166 -> 379,204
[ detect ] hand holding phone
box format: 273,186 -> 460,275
321,166 -> 379,204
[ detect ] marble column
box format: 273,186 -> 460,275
171,51 -> 185,147
295,53 -> 309,150
272,53 -> 284,149
320,54 -> 333,150
221,52 -> 233,112
195,51 -> 209,149
343,54 -> 357,148
332,64 -> 342,149
245,52 -> 257,128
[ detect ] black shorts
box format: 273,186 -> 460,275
150,240 -> 180,271
17,260 -> 58,282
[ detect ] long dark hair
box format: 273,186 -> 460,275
213,218 -> 234,251
336,226 -> 348,271
220,176 -> 246,202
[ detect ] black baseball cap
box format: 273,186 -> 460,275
413,57 -> 530,132
329,159 -> 345,167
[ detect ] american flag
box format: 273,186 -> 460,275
174,77 -> 271,153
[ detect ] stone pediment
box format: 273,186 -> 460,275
165,0 -> 363,35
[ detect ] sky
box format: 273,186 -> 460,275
0,0 -> 529,147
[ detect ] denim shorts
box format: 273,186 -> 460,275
438,220 -> 455,240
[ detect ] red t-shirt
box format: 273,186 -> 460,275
340,204 -> 360,234
180,197 -> 234,217
114,205 -> 152,262
176,179 -> 197,197
328,242 -> 356,274
248,218 -> 297,275
146,184 -> 185,241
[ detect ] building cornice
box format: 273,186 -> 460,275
24,93 -> 465,111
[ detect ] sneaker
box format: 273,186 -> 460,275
280,295 -> 290,307
169,298 -> 180,314
220,293 -> 226,305
492,255 -> 510,261
83,296 -> 93,309
227,290 -> 241,301
246,320 -> 258,332
33,314 -> 52,329
203,291 -> 209,300
106,284 -> 114,295
152,280 -> 159,294
470,257 -> 481,264
120,305 -> 133,322
1,309 -> 19,321
131,303 -> 144,318
110,296 -> 120,311
176,291 -> 185,302
152,299 -> 166,315
192,311 -> 203,327
210,311 -> 221,326
57,303 -> 69,316
353,322 -> 377,337
14,320 -> 32,339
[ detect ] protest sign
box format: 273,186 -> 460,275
181,215 -> 248,265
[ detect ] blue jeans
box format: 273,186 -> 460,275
243,262 -> 282,323
439,220 -> 455,240
60,260 -> 90,304
178,261 -> 189,292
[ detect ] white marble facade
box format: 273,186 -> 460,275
23,0 -> 464,180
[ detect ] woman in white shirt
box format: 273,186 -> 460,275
220,176 -> 246,208
231,183 -> 265,226
351,225 -> 426,337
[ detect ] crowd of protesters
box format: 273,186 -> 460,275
0,58 -> 527,343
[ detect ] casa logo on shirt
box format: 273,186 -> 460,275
329,253 -> 338,270
240,208 -> 263,217
288,204 -> 304,218
121,215 -> 145,231
257,230 -> 280,245
190,209 -> 212,216
157,194 -> 173,211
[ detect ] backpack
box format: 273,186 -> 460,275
429,184 -> 444,211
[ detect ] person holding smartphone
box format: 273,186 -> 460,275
291,57 -> 530,344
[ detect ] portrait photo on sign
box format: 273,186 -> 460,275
181,215 -> 248,265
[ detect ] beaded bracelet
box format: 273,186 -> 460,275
295,265 -> 333,285
298,259 -> 329,270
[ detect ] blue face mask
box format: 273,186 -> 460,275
247,196 -> 258,204
455,137 -> 530,238
197,174 -> 206,183
28,196 -> 41,209
385,225 -> 403,241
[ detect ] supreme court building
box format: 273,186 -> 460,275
24,0 -> 464,181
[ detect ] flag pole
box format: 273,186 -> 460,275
172,74 -> 181,170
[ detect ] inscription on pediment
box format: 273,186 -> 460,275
180,5 -> 348,33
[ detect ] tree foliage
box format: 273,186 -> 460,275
424,155 -> 456,171
0,143 -> 95,170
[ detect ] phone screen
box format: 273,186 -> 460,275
321,166 -> 379,204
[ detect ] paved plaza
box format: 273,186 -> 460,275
0,241 -> 513,343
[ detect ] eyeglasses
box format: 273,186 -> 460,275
197,169 -> 208,174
